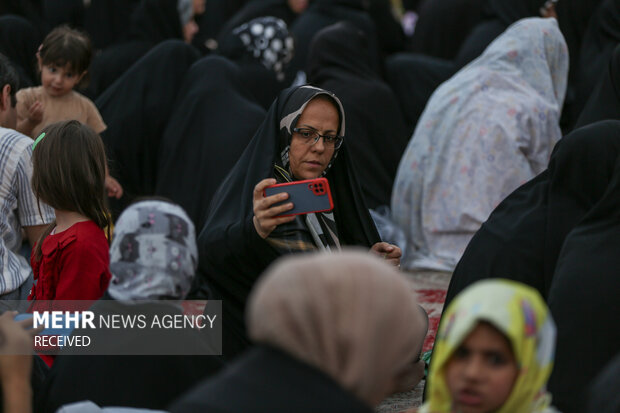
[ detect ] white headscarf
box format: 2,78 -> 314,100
392,17 -> 568,271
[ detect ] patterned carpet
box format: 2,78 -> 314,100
376,270 -> 451,413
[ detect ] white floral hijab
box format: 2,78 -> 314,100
461,17 -> 568,109
108,200 -> 198,301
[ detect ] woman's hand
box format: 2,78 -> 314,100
253,178 -> 295,239
370,242 -> 402,267
105,175 -> 123,199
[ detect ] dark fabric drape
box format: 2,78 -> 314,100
95,40 -> 200,216
444,120 -> 620,308
84,41 -> 153,100
307,22 -> 409,209
216,16 -> 294,110
547,153 -> 620,413
84,0 -> 187,100
37,297 -> 223,413
286,0 -> 386,80
155,55 -> 266,230
454,0 -> 546,68
129,0 -> 183,44
587,353 -> 620,413
409,0 -> 485,60
385,53 -> 456,135
217,0 -> 298,42
0,15 -> 40,88
168,345 -> 373,413
41,0 -> 84,31
573,0 -> 620,123
192,0 -> 249,54
574,44 -> 620,129
0,0 -> 45,38
83,0 -> 141,51
197,85 -> 380,359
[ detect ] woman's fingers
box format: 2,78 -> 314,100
253,178 -> 276,202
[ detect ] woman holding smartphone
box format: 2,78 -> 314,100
198,85 -> 402,359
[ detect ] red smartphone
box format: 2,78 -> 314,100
264,177 -> 334,217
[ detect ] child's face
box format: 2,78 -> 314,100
39,62 -> 85,97
444,322 -> 519,413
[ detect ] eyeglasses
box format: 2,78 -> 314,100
293,128 -> 343,149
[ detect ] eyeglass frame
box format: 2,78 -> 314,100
292,127 -> 344,149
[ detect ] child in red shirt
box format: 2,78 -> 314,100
28,120 -> 111,302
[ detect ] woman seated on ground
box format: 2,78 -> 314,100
38,199 -> 222,413
410,279 -> 558,413
170,250 -> 427,413
392,17 -> 568,272
197,85 -> 402,358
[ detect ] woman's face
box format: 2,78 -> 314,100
444,322 -> 519,413
289,97 -> 339,180
287,0 -> 309,14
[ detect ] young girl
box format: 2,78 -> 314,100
15,25 -> 122,198
416,279 -> 559,413
28,120 -> 112,302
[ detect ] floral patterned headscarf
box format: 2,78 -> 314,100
422,279 -> 556,413
108,200 -> 197,301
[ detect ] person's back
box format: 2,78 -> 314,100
28,120 -> 112,306
391,17 -> 568,271
39,200 -> 223,412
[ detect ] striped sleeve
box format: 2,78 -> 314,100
15,143 -> 55,227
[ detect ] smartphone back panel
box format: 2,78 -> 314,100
264,178 -> 333,217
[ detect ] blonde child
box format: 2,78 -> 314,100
412,279 -> 559,413
15,25 -> 122,198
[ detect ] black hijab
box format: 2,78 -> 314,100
574,0 -> 620,122
168,345 -> 373,413
0,0 -> 45,38
217,0 -> 299,42
483,0 -> 546,25
129,0 -> 183,44
0,15 -> 40,88
309,0 -> 405,54
574,44 -> 620,129
37,296 -> 223,413
155,55 -> 267,230
197,85 -> 380,358
192,0 -> 249,54
385,52 -> 456,135
84,0 -> 187,100
307,22 -> 409,209
454,0 -> 546,67
587,353 -> 620,413
95,40 -> 200,215
546,139 -> 620,413
41,0 -> 84,31
444,120 -> 620,307
83,0 -> 141,50
409,0 -> 485,60
286,0 -> 381,80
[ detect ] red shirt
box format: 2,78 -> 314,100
28,220 -> 111,301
